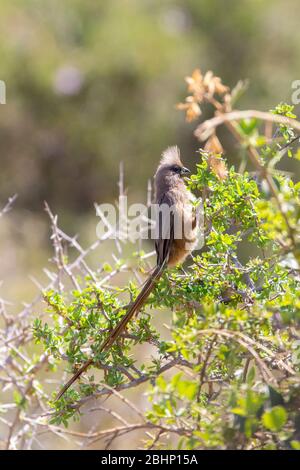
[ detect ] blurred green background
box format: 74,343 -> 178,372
0,0 -> 300,301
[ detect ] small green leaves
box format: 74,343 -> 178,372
271,102 -> 296,119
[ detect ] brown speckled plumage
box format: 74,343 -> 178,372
154,146 -> 197,266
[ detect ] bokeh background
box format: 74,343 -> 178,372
0,0 -> 300,448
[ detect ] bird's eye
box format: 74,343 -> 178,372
172,166 -> 181,173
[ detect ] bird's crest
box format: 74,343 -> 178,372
160,146 -> 182,166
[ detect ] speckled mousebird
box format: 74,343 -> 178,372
56,146 -> 198,400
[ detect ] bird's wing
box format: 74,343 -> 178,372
155,193 -> 175,266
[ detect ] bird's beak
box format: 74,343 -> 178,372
181,167 -> 191,176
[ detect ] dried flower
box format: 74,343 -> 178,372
204,134 -> 224,154
178,68 -> 230,121
207,153 -> 228,180
185,68 -> 205,100
187,68 -> 229,100
177,96 -> 201,122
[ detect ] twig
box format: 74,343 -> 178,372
194,110 -> 300,141
0,194 -> 18,218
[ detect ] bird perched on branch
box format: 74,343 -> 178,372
56,146 -> 198,400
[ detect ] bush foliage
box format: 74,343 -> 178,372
1,70 -> 300,449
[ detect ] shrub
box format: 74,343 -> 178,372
1,70 -> 300,450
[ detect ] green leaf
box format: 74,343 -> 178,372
13,390 -> 27,410
291,440 -> 300,450
176,380 -> 198,400
239,118 -> 258,135
262,406 -> 287,432
246,366 -> 256,385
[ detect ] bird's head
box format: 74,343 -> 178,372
155,146 -> 190,185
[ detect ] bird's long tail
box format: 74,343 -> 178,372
55,262 -> 165,401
